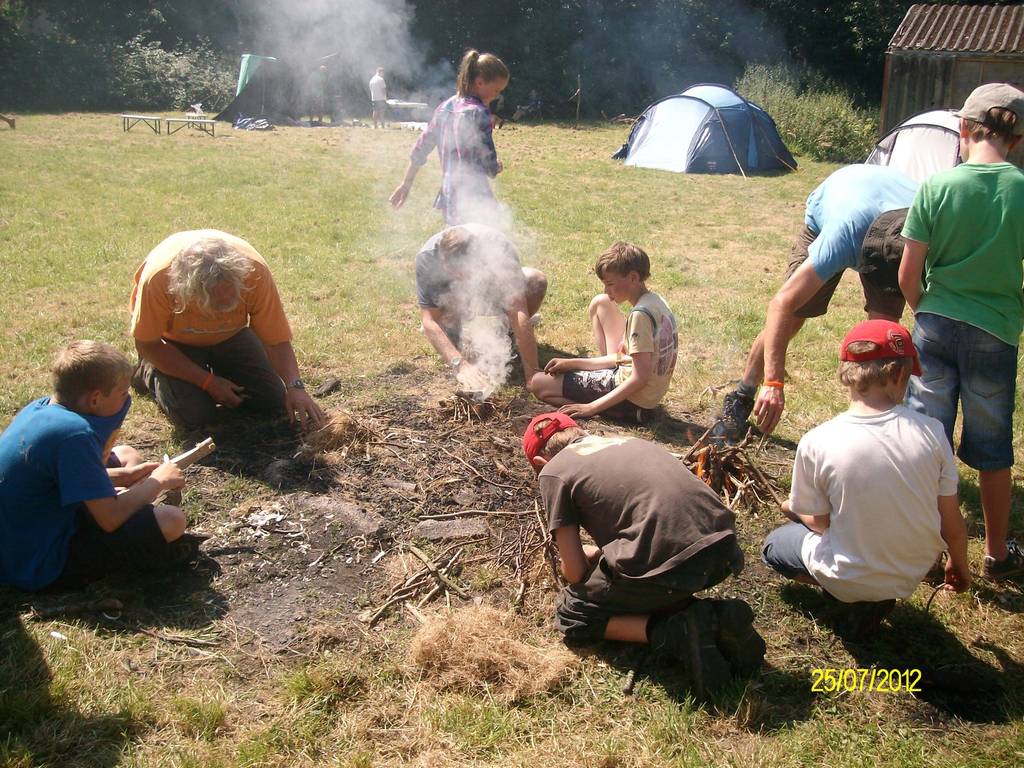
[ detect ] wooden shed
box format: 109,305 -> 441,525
880,4 -> 1024,152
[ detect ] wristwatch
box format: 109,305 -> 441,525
288,378 -> 305,390
449,356 -> 462,371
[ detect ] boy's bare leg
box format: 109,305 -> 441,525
606,614 -> 649,643
980,468 -> 1012,560
527,372 -> 571,405
154,503 -> 187,543
111,444 -> 144,467
589,294 -> 626,355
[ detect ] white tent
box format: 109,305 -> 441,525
865,110 -> 961,183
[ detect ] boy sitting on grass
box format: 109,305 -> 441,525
522,412 -> 764,699
0,341 -> 188,592
761,320 -> 970,637
528,241 -> 677,424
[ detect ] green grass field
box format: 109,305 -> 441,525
1,114 -> 1024,767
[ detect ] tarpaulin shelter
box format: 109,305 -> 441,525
613,83 -> 796,174
215,55 -> 301,122
865,109 -> 962,182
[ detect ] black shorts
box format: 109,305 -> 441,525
554,536 -> 744,640
54,505 -> 172,588
561,369 -> 655,424
784,219 -> 906,320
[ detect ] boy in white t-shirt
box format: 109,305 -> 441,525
761,319 -> 970,636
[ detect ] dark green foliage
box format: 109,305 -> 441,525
0,1 -> 1015,114
735,63 -> 877,162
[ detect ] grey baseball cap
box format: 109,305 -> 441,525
954,83 -> 1024,135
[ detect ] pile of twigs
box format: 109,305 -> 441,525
681,430 -> 785,512
490,502 -> 562,606
297,409 -> 382,459
438,393 -> 515,424
363,541 -> 481,626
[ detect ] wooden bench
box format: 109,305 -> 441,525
119,114 -> 162,134
166,117 -> 216,137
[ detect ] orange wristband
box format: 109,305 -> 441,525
762,380 -> 784,389
201,371 -> 214,392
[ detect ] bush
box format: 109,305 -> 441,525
0,29 -> 236,112
114,36 -> 236,112
735,64 -> 878,163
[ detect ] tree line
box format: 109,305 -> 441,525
0,1 -> 1013,114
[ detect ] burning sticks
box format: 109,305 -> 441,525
682,432 -> 785,512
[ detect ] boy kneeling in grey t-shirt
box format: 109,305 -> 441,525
523,412 -> 764,699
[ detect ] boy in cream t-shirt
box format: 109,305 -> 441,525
528,241 -> 677,424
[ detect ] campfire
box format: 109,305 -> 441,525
681,430 -> 785,512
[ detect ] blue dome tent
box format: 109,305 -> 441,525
613,84 -> 797,175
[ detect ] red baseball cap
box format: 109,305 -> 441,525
839,319 -> 921,376
522,412 -> 579,462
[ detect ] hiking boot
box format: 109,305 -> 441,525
711,389 -> 754,443
162,532 -> 210,568
983,540 -> 1024,582
711,599 -> 766,677
837,599 -> 896,640
649,601 -> 732,699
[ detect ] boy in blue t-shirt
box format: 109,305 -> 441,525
899,83 -> 1024,582
0,341 -> 188,592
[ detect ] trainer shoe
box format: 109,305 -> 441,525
711,599 -> 766,677
710,389 -> 754,443
649,601 -> 733,699
983,540 -> 1024,582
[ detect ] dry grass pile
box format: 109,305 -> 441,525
297,409 -> 381,459
408,606 -> 576,701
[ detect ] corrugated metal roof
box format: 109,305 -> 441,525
889,4 -> 1024,54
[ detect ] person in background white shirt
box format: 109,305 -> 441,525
369,67 -> 388,128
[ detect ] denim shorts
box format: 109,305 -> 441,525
907,312 -> 1017,470
761,523 -> 813,579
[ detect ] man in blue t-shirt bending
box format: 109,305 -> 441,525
713,164 -> 919,441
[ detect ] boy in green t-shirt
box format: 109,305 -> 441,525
898,83 -> 1024,581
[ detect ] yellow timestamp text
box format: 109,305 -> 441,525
811,668 -> 922,693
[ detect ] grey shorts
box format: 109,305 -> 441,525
561,369 -> 653,424
554,536 -> 743,640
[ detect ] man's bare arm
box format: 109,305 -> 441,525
753,263 -> 826,434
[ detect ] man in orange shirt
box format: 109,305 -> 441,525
130,231 -> 326,430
